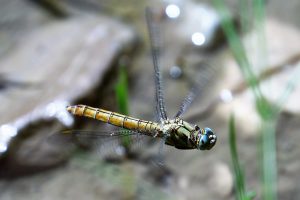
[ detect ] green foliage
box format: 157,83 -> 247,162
115,65 -> 129,115
213,0 -> 300,200
115,62 -> 131,149
229,115 -> 256,200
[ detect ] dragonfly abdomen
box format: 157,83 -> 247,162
67,105 -> 161,135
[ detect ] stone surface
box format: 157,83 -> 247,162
0,155 -> 174,200
208,162 -> 233,197
0,16 -> 135,125
0,10 -> 136,174
260,61 -> 300,115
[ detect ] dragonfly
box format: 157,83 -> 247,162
64,8 -> 217,152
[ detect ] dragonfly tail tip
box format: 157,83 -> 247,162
66,105 -> 75,114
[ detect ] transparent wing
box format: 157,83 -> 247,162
145,7 -> 168,121
48,129 -> 159,158
175,62 -> 218,118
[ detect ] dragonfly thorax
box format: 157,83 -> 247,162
160,118 -> 182,134
161,118 -> 217,150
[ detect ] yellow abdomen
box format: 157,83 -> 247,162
67,105 -> 160,135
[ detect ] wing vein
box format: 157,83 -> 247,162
145,7 -> 168,121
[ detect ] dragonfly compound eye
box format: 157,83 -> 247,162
198,127 -> 217,150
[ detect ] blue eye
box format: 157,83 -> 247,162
198,127 -> 217,150
205,127 -> 212,133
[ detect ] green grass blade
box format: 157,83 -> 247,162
253,0 -> 266,31
229,114 -> 255,200
212,0 -> 263,101
214,2 -> 278,200
253,0 -> 268,71
238,0 -> 251,34
259,120 -> 277,200
115,65 -> 129,115
115,63 -> 131,149
252,3 -> 278,199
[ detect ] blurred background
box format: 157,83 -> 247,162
0,0 -> 300,199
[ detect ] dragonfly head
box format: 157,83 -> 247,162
196,127 -> 217,150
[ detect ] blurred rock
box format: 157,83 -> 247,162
216,18 -> 300,136
260,61 -> 300,115
208,162 -> 233,197
0,163 -> 126,200
216,90 -> 261,137
221,18 -> 300,89
276,113 -> 300,200
244,19 -> 300,74
0,14 -> 136,177
0,0 -> 53,56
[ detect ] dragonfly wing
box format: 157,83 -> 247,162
175,62 -> 218,118
49,129 -> 157,158
145,7 -> 168,121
